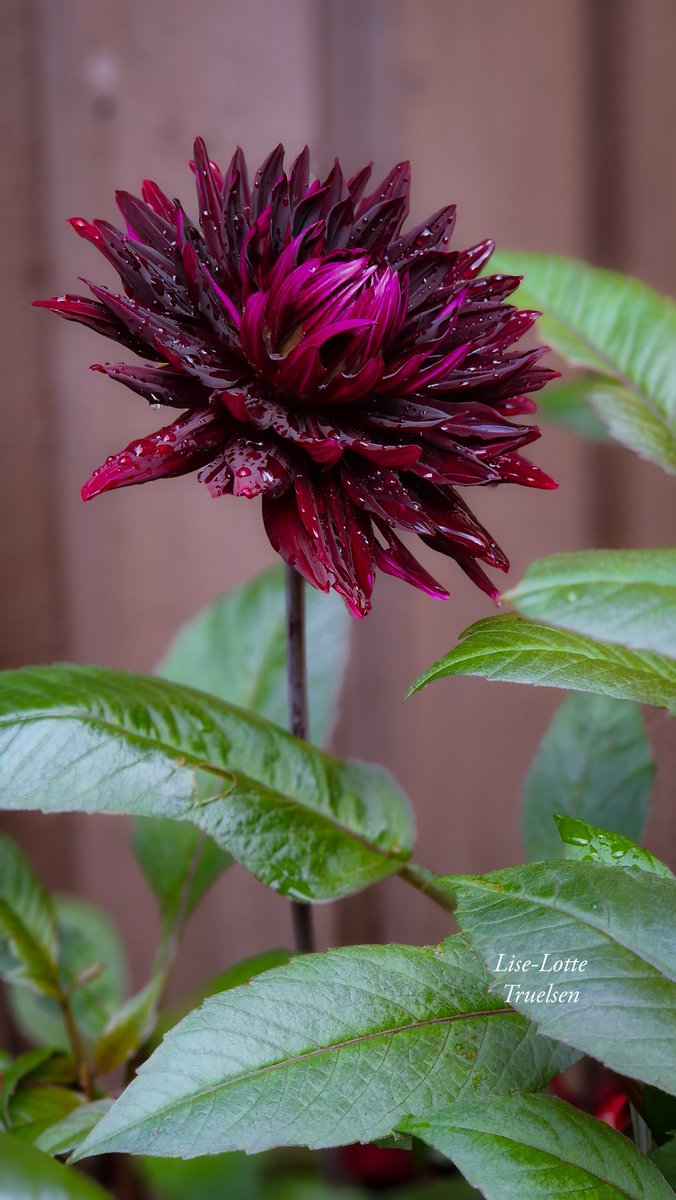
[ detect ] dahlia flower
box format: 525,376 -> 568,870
35,141 -> 556,616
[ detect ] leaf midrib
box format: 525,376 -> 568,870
85,1005 -> 519,1149
0,711 -> 404,865
452,623 -> 676,690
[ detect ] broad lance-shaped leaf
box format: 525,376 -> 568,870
157,564 -> 351,747
0,666 -> 414,901
93,977 -> 163,1075
439,861 -> 676,1094
130,818 -> 230,930
556,816 -> 673,878
408,613 -> 676,713
521,693 -> 654,861
73,937 -> 574,1159
7,1084 -> 83,1144
403,1094 -> 674,1199
35,1100 -> 113,1158
491,250 -> 676,473
8,896 -> 127,1052
135,566 -> 352,925
0,835 -> 59,996
0,1132 -> 112,1199
506,549 -> 676,658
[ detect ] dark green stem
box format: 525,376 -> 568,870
285,566 -> 316,955
398,861 -> 457,913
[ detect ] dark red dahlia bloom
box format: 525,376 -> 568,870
35,141 -> 557,616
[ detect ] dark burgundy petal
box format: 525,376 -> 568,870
263,490 -> 332,594
70,218 -> 193,315
82,409 -> 229,500
115,190 -> 178,256
141,180 -> 176,221
494,452 -> 558,489
192,137 -> 228,264
356,161 -> 411,219
90,362 -> 205,408
411,446 -> 501,486
199,435 -> 291,498
32,293 -> 164,360
388,205 -> 457,265
420,534 -> 502,600
373,519 -> 448,599
348,196 -> 408,257
288,146 -> 310,214
346,163 -> 373,207
252,144 -> 285,220
223,147 -> 251,210
219,389 -> 342,465
294,474 -> 373,616
87,282 -> 242,386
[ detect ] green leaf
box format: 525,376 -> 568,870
403,1093 -> 674,1199
0,1132 -> 112,1198
491,250 -> 676,472
157,564 -> 351,747
591,378 -> 676,475
0,836 -> 59,996
521,693 -> 654,861
0,665 -> 414,901
34,1100 -> 113,1158
73,937 -> 573,1159
505,549 -> 676,658
1,1050 -> 60,1123
93,977 -> 163,1075
556,816 -> 673,877
441,861 -> 676,1094
408,613 -> 676,713
131,818 -> 230,930
651,1137 -> 676,1189
535,377 -> 609,441
7,1086 -> 83,1144
8,897 -> 127,1051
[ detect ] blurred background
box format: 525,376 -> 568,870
2,0 -> 674,1000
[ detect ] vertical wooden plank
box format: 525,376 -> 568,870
0,0 -> 78,972
0,0 -> 65,668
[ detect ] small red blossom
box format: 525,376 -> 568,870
35,142 -> 557,616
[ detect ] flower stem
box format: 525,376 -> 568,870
58,991 -> 93,1099
285,565 -> 316,955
